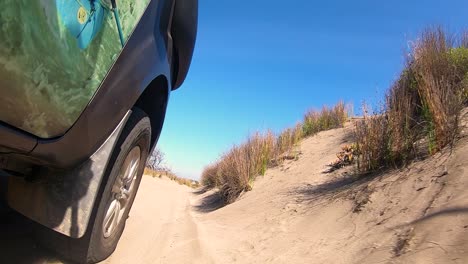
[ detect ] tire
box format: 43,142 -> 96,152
86,108 -> 151,262
37,108 -> 151,263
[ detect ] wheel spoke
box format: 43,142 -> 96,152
103,200 -> 118,236
125,155 -> 139,186
102,145 -> 141,238
112,177 -> 123,194
111,201 -> 121,234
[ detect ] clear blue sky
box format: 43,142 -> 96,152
158,0 -> 468,180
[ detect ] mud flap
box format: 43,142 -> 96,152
7,111 -> 130,238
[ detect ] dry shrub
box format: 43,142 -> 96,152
252,131 -> 276,175
200,163 -> 219,188
276,128 -> 295,155
201,131 -> 277,203
355,27 -> 468,173
412,28 -> 463,150
450,33 -> 468,104
200,126 -> 300,202
325,144 -> 359,173
218,145 -> 251,202
354,111 -> 390,172
385,68 -> 421,162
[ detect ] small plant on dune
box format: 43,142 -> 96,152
325,144 -> 359,173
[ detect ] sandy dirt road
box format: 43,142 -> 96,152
102,176 -> 212,264
1,121 -> 468,264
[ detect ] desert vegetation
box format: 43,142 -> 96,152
354,28 -> 468,172
201,101 -> 348,203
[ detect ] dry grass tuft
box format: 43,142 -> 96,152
303,101 -> 347,137
200,164 -> 219,188
354,112 -> 390,172
355,27 -> 468,173
413,28 -> 463,150
201,131 -> 278,203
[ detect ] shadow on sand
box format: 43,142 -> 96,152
395,207 -> 468,228
0,203 -> 69,263
192,190 -> 226,213
292,170 -> 384,207
0,172 -> 70,263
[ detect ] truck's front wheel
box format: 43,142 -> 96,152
38,108 -> 152,263
86,108 -> 151,263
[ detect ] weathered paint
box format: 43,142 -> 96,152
0,0 -> 150,138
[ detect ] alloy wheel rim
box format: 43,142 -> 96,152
102,146 -> 141,238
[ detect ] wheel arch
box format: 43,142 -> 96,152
134,75 -> 170,152
171,0 -> 198,90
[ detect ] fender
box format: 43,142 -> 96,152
7,111 -> 130,238
172,0 -> 198,89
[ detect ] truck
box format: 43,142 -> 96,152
0,0 -> 197,262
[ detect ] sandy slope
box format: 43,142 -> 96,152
105,117 -> 468,264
